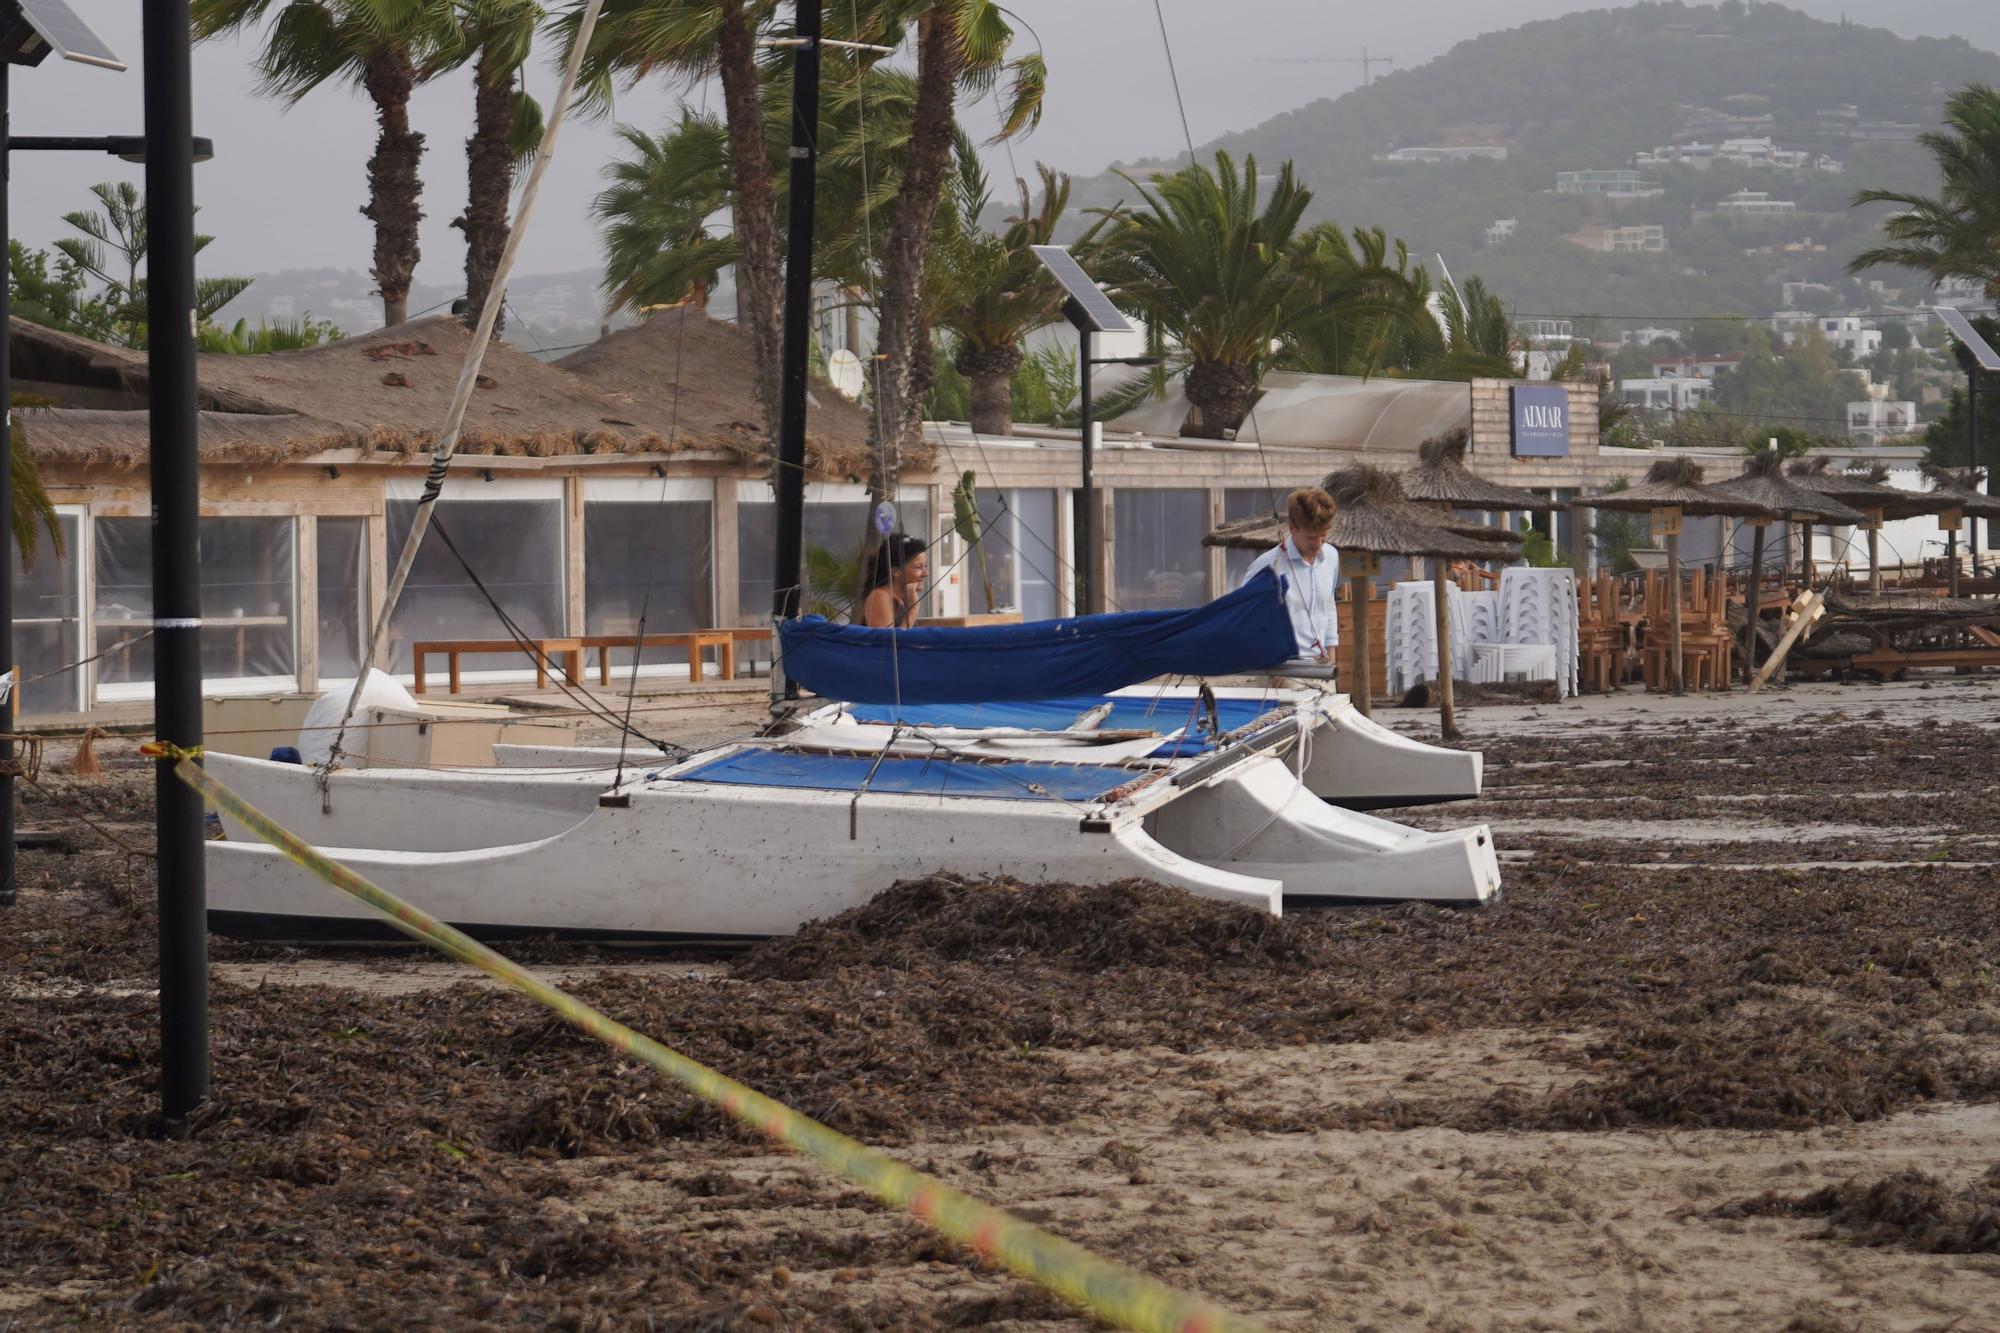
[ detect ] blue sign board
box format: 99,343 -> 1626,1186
1510,384 -> 1570,458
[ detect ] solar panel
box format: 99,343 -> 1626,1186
1031,244 -> 1132,335
1935,306 -> 2000,372
8,0 -> 125,69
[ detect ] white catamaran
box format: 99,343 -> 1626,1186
205,683 -> 1498,943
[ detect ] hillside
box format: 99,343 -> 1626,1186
1063,1 -> 2000,332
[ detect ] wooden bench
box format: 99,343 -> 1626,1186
411,638 -> 583,696
579,631 -> 736,686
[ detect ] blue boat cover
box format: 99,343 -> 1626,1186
847,695 -> 1285,758
667,748 -> 1130,802
778,569 -> 1297,705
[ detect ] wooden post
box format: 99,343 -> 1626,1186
1667,530 -> 1684,695
1942,506 -> 1964,599
1749,589 -> 1826,693
1743,518 -> 1768,683
1432,561 -> 1457,740
1341,550 -> 1380,718
1654,506 -> 1685,695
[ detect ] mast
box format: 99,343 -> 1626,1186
770,0 -> 821,704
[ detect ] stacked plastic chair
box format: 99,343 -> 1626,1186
1385,580 -> 1485,692
1384,582 -> 1439,695
1461,589 -> 1502,650
1496,568 -> 1579,698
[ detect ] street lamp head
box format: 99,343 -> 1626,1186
0,0 -> 125,70
109,135 -> 216,164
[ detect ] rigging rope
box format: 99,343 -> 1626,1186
322,0 -> 609,776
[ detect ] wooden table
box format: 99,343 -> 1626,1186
578,631 -> 735,685
411,637 -> 584,695
95,614 -> 289,680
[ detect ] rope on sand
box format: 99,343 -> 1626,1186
173,758 -> 1265,1333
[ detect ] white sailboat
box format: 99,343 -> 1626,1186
205,684 -> 1498,943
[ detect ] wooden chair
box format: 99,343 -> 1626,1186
1575,575 -> 1623,693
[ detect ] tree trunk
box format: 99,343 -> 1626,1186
1183,358 -> 1260,438
457,47 -> 515,335
715,0 -> 784,449
957,341 -> 1023,436
362,50 -> 425,329
861,11 -> 963,550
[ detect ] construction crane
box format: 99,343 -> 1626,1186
1255,46 -> 1394,85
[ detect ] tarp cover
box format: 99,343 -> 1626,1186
847,696 -> 1285,758
779,570 -> 1297,705
668,748 -> 1130,802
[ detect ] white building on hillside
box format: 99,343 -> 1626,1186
1651,356 -> 1741,380
1556,169 -> 1663,198
1622,377 -> 1714,412
1383,145 -> 1509,164
1567,224 -> 1667,253
1621,325 -> 1680,346
1484,218 -> 1518,245
1846,400 -> 1918,446
1715,190 -> 1797,219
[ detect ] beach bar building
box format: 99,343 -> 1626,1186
11,311 -> 1617,721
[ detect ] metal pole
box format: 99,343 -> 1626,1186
1973,366 -> 1983,577
143,0 -> 210,1121
0,63 -> 14,912
1077,328 -> 1096,614
770,0 -> 820,702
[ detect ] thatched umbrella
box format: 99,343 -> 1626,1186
1920,464 -> 2000,597
1570,458 -> 1773,695
1714,451 -> 1864,679
1396,429 -> 1554,735
1321,464 -> 1516,727
1786,459 -> 1929,592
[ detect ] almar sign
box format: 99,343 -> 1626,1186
1511,384 -> 1569,458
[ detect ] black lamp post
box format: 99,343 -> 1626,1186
0,0 -> 131,913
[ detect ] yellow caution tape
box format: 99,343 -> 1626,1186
174,759 -> 1264,1333
141,741 -> 204,761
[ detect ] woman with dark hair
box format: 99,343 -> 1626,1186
860,533 -> 928,628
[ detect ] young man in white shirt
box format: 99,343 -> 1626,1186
1241,487 -> 1340,679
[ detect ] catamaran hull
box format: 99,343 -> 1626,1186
202,741 -> 1498,943
1302,704 -> 1482,810
201,753 -> 1283,944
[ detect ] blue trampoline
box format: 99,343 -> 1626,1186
846,696 -> 1285,758
666,748 -> 1134,802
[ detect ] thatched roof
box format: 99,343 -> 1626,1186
1322,465 -> 1524,559
9,313 -> 900,478
557,306 -> 908,478
1782,456 -> 1934,517
1712,450 -> 1865,524
1919,462 -> 2000,519
1397,429 -> 1558,511
1573,456 -> 1774,519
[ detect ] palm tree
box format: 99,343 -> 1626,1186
449,0 -> 544,333
8,395 -> 66,569
592,114 -> 737,315
1421,275 -> 1522,381
850,0 -> 1045,509
1849,83 -> 2000,300
1274,223 -> 1439,379
561,0 -> 791,444
1094,151 -> 1317,437
193,0 -> 460,327
930,160 -> 1073,435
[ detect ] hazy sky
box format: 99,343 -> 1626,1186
9,1 -> 1997,288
